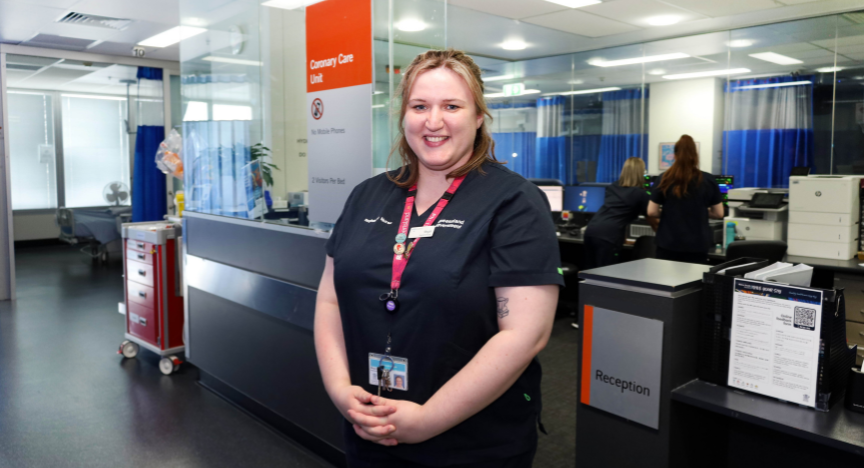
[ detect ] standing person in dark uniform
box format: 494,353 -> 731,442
314,49 -> 563,468
583,157 -> 653,270
647,135 -> 724,264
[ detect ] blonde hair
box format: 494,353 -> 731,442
386,49 -> 501,188
617,157 -> 646,187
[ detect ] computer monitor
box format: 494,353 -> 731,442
538,186 -> 563,212
564,185 -> 606,213
714,175 -> 734,205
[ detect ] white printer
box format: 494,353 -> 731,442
724,188 -> 789,245
788,175 -> 863,259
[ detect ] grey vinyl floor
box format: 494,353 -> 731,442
0,245 -> 576,468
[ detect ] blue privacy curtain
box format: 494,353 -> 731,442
596,88 -> 648,183
570,108 -> 602,184
489,103 -> 536,178
132,66 -> 166,222
535,96 -> 568,182
723,76 -> 814,188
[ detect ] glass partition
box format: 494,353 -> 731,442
177,3 -> 864,223
4,55 -> 145,209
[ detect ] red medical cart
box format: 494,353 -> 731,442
118,221 -> 185,375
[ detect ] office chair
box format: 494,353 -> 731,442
726,240 -> 787,263
631,236 -> 657,260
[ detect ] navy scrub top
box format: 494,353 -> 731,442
325,162 -> 565,466
584,183 -> 650,246
650,171 -> 722,253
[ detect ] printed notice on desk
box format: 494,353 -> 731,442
728,279 -> 823,408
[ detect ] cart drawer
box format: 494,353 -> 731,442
126,248 -> 153,265
126,259 -> 154,287
128,301 -> 158,346
127,281 -> 156,309
128,240 -> 155,254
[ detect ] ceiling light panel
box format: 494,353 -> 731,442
816,66 -> 843,73
396,19 -> 426,32
646,15 -> 681,26
748,52 -> 803,65
732,80 -> 812,90
542,87 -> 622,96
501,40 -> 527,51
484,89 -> 541,98
590,52 -> 689,67
728,39 -> 755,48
483,74 -> 516,81
138,26 -> 206,48
543,0 -> 602,8
262,0 -> 326,10
663,68 -> 750,80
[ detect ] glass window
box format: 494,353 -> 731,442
60,95 -> 131,208
6,91 -> 57,210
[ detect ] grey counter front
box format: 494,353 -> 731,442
577,259 -> 711,468
182,212 -> 344,466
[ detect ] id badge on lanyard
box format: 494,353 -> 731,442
372,174 -> 466,394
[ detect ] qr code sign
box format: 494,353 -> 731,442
794,306 -> 817,330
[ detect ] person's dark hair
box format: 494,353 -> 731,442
386,49 -> 502,188
657,134 -> 702,198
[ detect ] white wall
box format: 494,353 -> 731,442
267,9 -> 309,199
648,77 -> 724,174
13,212 -> 58,241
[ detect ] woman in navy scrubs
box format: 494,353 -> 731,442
583,157 -> 653,269
314,49 -> 564,467
647,135 -> 724,264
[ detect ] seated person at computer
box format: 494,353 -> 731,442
647,135 -> 724,264
583,157 -> 654,269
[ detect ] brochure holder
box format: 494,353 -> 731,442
845,364 -> 864,414
698,258 -> 856,411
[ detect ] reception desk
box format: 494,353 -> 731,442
182,211 -> 345,466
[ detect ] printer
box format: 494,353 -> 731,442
788,175 -> 863,259
723,187 -> 789,246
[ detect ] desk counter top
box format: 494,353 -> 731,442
672,379 -> 864,457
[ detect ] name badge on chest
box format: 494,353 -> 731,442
408,226 -> 435,239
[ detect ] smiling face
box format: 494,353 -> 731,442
404,67 -> 484,176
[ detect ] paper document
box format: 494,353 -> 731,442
728,279 -> 823,408
762,264 -> 813,287
744,262 -> 792,280
718,262 -> 759,275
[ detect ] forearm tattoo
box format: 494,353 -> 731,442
496,297 -> 510,319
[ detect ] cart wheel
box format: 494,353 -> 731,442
159,357 -> 176,375
120,340 -> 139,359
170,355 -> 182,372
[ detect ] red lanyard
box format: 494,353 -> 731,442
381,175 -> 465,313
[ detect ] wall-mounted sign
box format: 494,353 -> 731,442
658,141 -> 700,171
306,0 -> 373,224
581,305 -> 664,429
503,83 -> 525,96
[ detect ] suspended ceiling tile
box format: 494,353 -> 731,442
21,33 -> 96,51
15,67 -> 98,89
5,54 -> 61,67
11,0 -> 82,7
36,22 -> 122,42
448,0 -> 567,21
776,0 -> 826,4
523,9 -> 639,38
812,34 -> 864,49
661,0 -> 780,18
580,0 -> 705,28
0,1 -> 65,43
4,68 -> 36,86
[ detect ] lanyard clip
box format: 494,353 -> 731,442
379,289 -> 398,301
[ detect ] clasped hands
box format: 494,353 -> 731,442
337,385 -> 432,446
